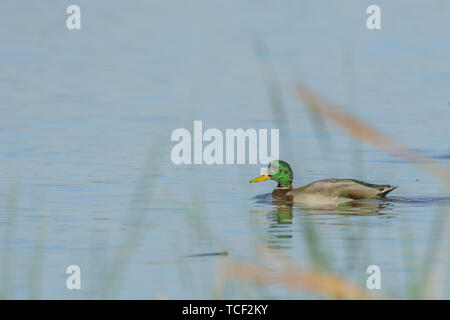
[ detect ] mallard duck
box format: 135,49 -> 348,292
250,160 -> 397,205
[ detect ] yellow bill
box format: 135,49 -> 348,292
250,170 -> 271,183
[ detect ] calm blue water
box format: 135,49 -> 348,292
0,0 -> 449,299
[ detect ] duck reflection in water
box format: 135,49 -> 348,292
251,193 -> 395,249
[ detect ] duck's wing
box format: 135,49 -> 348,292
292,179 -> 397,199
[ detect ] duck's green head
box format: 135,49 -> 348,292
250,160 -> 293,188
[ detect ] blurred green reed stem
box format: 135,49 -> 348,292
187,186 -> 213,244
341,43 -> 365,179
304,106 -> 333,161
87,223 -> 110,298
252,38 -> 296,165
252,39 -> 287,127
98,151 -> 161,298
301,216 -> 332,272
400,224 -> 422,299
0,182 -> 18,299
339,216 -> 370,281
177,186 -> 214,299
423,204 -> 449,299
174,245 -> 197,299
27,207 -> 47,300
147,182 -> 199,298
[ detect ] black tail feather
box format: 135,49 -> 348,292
378,186 -> 398,197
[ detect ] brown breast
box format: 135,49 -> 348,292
272,188 -> 293,202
